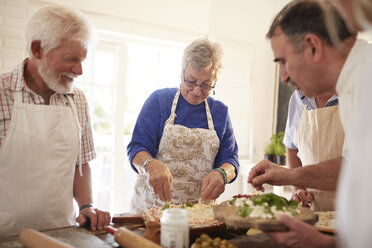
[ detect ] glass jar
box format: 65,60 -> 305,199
160,208 -> 189,248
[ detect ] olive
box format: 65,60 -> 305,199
201,241 -> 210,248
200,233 -> 209,240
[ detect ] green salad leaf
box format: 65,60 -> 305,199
162,204 -> 170,210
237,203 -> 253,217
235,193 -> 299,217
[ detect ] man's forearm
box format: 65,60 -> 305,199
287,147 -> 302,169
73,163 -> 93,207
291,156 -> 342,190
286,147 -> 303,192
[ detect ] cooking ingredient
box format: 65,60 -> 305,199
193,234 -> 235,248
19,229 -> 73,248
145,203 -> 219,227
107,226 -> 161,248
161,208 -> 189,248
314,211 -> 336,233
231,193 -> 300,218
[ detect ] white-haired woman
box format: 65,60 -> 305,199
0,5 -> 110,235
127,38 -> 239,213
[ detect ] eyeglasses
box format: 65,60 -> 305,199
182,75 -> 215,92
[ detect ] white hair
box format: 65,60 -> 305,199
25,5 -> 94,57
182,38 -> 223,82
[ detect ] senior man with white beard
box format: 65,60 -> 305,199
0,5 -> 110,236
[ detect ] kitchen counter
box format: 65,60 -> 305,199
0,223 -> 287,248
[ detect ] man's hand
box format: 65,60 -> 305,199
201,171 -> 225,201
248,159 -> 292,191
146,160 -> 173,202
291,189 -> 313,207
76,208 -> 111,231
267,214 -> 336,248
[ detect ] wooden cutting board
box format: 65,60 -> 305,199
0,227 -> 111,248
214,201 -> 318,232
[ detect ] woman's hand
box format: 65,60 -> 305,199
291,189 -> 313,207
146,160 -> 173,202
201,171 -> 225,201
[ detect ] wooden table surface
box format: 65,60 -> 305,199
0,223 -> 285,248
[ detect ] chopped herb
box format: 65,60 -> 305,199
162,204 -> 170,210
237,203 -> 253,217
236,193 -> 300,218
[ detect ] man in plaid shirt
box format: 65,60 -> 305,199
0,5 -> 110,235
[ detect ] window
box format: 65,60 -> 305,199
76,31 -> 184,213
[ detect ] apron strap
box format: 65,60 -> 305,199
66,95 -> 83,176
204,100 -> 214,130
168,89 -> 180,123
13,92 -> 23,106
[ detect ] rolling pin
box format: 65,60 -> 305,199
19,229 -> 73,248
106,226 -> 161,248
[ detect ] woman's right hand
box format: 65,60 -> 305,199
146,160 -> 173,202
291,189 -> 313,207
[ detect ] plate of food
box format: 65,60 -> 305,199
144,203 -> 226,234
112,203 -> 226,235
314,211 -> 336,233
213,193 -> 318,232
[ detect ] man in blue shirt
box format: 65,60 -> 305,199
284,90 -> 343,211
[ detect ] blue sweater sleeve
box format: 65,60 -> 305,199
127,88 -> 175,173
208,100 -> 240,183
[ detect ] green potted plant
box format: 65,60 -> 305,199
264,132 -> 286,165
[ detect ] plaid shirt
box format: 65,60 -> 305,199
0,59 -> 96,165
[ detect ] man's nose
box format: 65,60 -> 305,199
280,66 -> 290,84
72,63 -> 83,75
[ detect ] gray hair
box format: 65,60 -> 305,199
182,38 -> 223,82
266,0 -> 354,53
25,5 -> 94,57
355,0 -> 372,24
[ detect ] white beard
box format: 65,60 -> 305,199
38,59 -> 76,94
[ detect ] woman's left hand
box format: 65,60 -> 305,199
200,171 -> 225,201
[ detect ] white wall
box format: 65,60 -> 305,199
0,0 -> 29,74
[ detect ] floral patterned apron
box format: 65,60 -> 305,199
130,89 -> 220,213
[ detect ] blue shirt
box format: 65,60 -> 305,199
127,88 -> 239,182
283,90 -> 339,150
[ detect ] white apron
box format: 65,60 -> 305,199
130,89 -> 220,213
296,105 -> 344,211
0,91 -> 80,236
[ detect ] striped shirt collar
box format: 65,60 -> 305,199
298,90 -> 338,109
